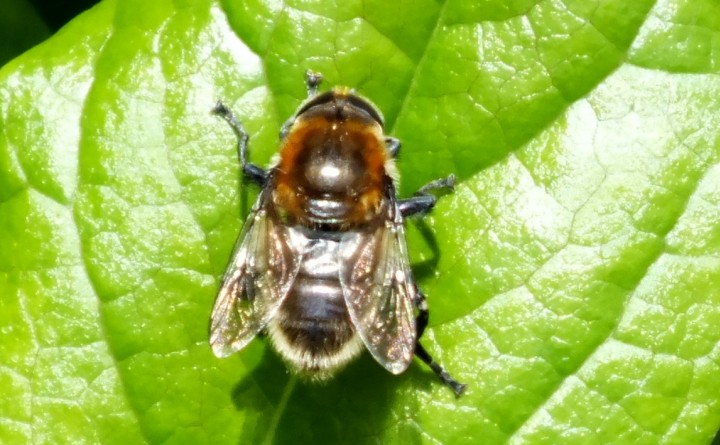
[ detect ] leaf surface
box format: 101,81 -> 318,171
1,0 -> 719,444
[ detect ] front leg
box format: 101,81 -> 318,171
385,137 -> 401,158
414,290 -> 467,397
305,69 -> 323,97
278,70 -> 325,140
399,174 -> 455,217
212,101 -> 268,186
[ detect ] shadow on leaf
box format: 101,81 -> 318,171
231,344 -> 426,444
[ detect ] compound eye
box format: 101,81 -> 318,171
346,95 -> 383,126
295,90 -> 384,127
296,91 -> 336,117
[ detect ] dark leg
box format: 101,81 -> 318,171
212,101 -> 268,186
385,137 -> 401,157
279,117 -> 294,140
278,70 -> 323,140
414,290 -> 467,397
305,70 -> 323,97
399,174 -> 455,217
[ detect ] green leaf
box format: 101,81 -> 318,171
1,0 -> 719,444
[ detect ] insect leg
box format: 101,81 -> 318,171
212,101 -> 268,186
385,137 -> 401,158
279,117 -> 295,140
399,174 -> 455,217
305,70 -> 323,97
280,70 -> 324,139
414,290 -> 467,397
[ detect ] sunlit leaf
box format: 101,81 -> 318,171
1,0 -> 719,443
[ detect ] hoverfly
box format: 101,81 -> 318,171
210,71 -> 466,396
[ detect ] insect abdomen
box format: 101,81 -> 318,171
267,236 -> 363,378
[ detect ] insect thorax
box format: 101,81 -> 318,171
272,111 -> 390,228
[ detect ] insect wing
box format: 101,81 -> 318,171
339,205 -> 417,374
210,191 -> 302,357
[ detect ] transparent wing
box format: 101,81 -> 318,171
210,190 -> 303,357
339,203 -> 417,374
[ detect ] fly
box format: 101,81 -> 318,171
210,71 -> 466,396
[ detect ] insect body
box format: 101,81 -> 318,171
210,72 -> 466,396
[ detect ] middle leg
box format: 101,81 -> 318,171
399,174 -> 456,217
